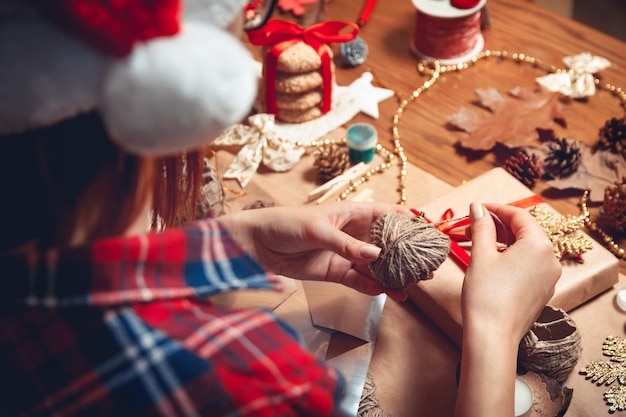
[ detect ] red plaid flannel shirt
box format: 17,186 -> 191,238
0,219 -> 348,416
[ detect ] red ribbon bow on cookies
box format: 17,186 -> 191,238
247,19 -> 359,116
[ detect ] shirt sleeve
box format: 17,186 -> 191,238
132,298 -> 349,417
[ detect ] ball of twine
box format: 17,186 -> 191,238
369,212 -> 450,289
518,305 -> 582,383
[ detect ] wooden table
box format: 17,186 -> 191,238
243,0 -> 626,415
316,0 -> 626,236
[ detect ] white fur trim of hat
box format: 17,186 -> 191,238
0,0 -> 258,156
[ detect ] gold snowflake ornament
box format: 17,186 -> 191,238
529,205 -> 593,261
580,335 -> 626,412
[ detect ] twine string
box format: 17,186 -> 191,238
369,212 -> 450,289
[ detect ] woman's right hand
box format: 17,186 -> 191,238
461,202 -> 562,342
454,202 -> 562,417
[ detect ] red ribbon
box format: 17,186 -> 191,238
412,195 -> 545,271
247,19 -> 359,117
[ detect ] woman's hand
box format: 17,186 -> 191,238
218,201 -> 412,301
454,202 -> 562,417
461,202 -> 562,342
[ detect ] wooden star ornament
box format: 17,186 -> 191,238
334,71 -> 394,119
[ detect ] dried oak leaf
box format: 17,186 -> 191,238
544,142 -> 626,202
449,86 -> 567,151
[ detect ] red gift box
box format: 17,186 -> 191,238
247,19 -> 358,118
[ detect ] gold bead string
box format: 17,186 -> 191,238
391,60 -> 442,205
416,50 -> 626,111
579,191 -> 625,260
338,143 -> 396,201
296,137 -> 397,201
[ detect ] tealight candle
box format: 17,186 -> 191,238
616,282 -> 626,312
514,376 -> 533,416
347,123 -> 377,164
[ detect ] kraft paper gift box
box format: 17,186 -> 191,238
406,168 -> 620,346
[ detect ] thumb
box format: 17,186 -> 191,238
316,223 -> 381,262
468,202 -> 497,257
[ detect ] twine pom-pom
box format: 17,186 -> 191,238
369,212 -> 450,289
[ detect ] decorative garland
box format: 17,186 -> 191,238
297,136 -> 399,201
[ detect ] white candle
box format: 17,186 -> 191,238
616,283 -> 626,312
514,376 -> 533,416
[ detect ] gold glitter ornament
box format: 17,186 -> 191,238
529,205 -> 593,260
580,335 -> 626,412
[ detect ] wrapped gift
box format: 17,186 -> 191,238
407,168 -> 620,346
247,19 -> 358,123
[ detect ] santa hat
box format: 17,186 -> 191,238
0,0 -> 258,156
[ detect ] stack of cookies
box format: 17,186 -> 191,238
264,41 -> 334,123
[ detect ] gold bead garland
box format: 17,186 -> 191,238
416,50 -> 626,111
296,137 -> 398,201
391,60 -> 442,205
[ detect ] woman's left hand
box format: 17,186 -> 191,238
218,201 -> 411,301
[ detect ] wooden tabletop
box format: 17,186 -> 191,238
313,0 -> 626,276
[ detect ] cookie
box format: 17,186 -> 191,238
275,89 -> 322,110
274,70 -> 324,94
277,106 -> 322,123
274,41 -> 331,73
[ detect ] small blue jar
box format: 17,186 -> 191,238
347,123 -> 377,164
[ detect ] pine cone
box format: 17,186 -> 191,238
601,176 -> 626,232
313,142 -> 350,183
542,138 -> 581,179
503,149 -> 543,188
596,117 -> 626,159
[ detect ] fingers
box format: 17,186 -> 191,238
482,203 -> 548,242
467,202 -> 498,258
338,266 -> 408,301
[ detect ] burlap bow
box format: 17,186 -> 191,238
212,113 -> 305,188
536,52 -> 611,99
